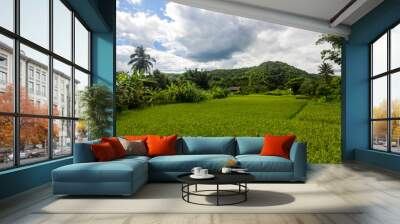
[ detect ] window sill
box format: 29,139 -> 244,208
0,156 -> 72,176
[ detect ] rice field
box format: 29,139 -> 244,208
117,95 -> 341,163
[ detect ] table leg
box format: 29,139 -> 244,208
245,183 -> 247,201
195,184 -> 198,192
217,184 -> 219,206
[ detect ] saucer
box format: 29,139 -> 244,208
190,174 -> 215,179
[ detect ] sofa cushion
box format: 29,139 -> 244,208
91,142 -> 118,161
236,155 -> 293,172
101,137 -> 127,158
53,158 -> 147,183
260,135 -> 296,159
149,154 -> 235,172
181,137 -> 235,155
147,135 -> 177,157
236,137 -> 263,155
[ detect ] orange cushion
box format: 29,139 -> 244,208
91,142 -> 117,162
124,135 -> 148,141
146,135 -> 177,157
260,135 -> 296,159
101,137 -> 126,158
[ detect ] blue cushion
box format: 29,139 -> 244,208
149,154 -> 235,172
73,140 -> 100,163
181,137 -> 235,155
236,155 -> 293,172
236,137 -> 264,155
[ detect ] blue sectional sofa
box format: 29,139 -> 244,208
52,137 -> 307,196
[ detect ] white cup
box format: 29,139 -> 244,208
191,167 -> 202,176
200,169 -> 208,176
221,167 -> 232,174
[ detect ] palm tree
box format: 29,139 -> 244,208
315,34 -> 342,65
318,62 -> 334,83
128,46 -> 156,75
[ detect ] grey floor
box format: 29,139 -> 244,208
1,163 -> 400,224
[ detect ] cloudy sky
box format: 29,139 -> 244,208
116,0 -> 335,74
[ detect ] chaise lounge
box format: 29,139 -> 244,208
52,137 -> 307,196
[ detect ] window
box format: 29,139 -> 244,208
0,116 -> 14,170
0,71 -> 7,84
370,23 -> 400,153
53,0 -> 72,60
53,59 -> 72,117
0,34 -> 14,113
28,81 -> 34,94
20,0 -> 49,48
75,18 -> 90,70
28,67 -> 34,80
0,0 -> 91,170
0,0 -> 14,32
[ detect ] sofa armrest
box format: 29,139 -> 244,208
289,142 -> 307,181
73,140 -> 100,163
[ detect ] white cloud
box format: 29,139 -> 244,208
117,2 -> 338,74
129,0 -> 141,5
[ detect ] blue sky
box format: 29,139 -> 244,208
116,0 -> 334,74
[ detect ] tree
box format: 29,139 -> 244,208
285,77 -> 305,95
316,34 -> 342,65
183,69 -> 210,90
152,69 -> 170,89
128,46 -> 156,75
299,78 -> 317,96
0,85 -> 58,150
318,62 -> 334,83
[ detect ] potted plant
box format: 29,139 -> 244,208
79,84 -> 113,140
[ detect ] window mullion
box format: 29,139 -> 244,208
388,30 -> 391,153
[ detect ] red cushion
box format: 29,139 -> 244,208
91,142 -> 117,162
146,135 -> 177,157
101,137 -> 126,158
260,135 -> 296,159
124,135 -> 148,141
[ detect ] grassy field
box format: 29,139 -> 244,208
117,95 -> 341,163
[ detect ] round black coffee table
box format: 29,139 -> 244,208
177,173 -> 255,206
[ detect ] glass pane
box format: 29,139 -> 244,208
53,59 -> 72,117
20,117 -> 49,165
372,33 -> 387,76
0,116 -> 14,170
53,119 -> 72,157
0,35 -> 14,112
74,69 -> 89,118
20,0 -> 49,49
391,24 -> 400,70
391,72 -> 400,118
372,121 -> 388,151
75,120 -> 88,143
75,18 -> 89,70
53,0 -> 72,60
0,0 -> 14,31
372,76 -> 387,119
20,44 -> 49,115
391,120 -> 400,153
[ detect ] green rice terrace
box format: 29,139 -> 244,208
117,95 -> 341,163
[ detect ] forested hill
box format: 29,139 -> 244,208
165,61 -> 318,92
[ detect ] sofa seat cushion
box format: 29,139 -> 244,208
236,155 -> 293,172
149,155 -> 235,172
53,159 -> 147,183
